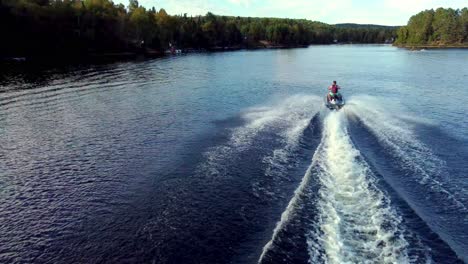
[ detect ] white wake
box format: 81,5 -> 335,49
307,111 -> 409,263
346,95 -> 467,212
199,94 -> 321,180
259,111 -> 409,263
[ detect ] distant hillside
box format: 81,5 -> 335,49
331,23 -> 397,43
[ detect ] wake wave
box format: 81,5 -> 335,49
199,95 -> 321,182
232,94 -> 321,148
346,95 -> 467,212
259,111 -> 411,264
307,111 -> 409,263
258,95 -> 464,263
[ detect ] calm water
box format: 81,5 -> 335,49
1,45 -> 467,263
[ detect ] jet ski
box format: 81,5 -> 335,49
325,93 -> 345,110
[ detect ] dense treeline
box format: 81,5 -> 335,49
0,0 -> 396,58
334,24 -> 396,44
395,7 -> 468,45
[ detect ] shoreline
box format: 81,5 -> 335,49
0,45 -> 309,65
394,44 -> 468,50
1,43 -> 393,66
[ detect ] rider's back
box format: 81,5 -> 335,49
329,84 -> 340,94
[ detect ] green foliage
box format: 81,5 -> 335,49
462,8 -> 468,42
395,7 -> 468,45
0,0 -> 398,58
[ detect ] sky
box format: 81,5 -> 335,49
114,0 -> 467,26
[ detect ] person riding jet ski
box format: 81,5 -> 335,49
325,80 -> 345,110
327,80 -> 342,102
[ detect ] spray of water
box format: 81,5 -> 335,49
259,111 -> 409,264
346,95 -> 467,212
199,95 -> 322,179
307,111 -> 409,263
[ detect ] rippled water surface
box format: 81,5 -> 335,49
1,45 -> 467,263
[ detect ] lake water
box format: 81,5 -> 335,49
0,45 -> 467,263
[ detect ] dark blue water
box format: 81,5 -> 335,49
0,45 -> 467,263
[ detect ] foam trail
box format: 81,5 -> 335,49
261,111 -> 313,181
258,148 -> 317,263
231,95 -> 321,148
200,95 -> 321,177
307,111 -> 409,263
346,95 -> 467,212
258,111 -> 409,263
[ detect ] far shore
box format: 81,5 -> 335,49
394,44 -> 468,50
2,42 -> 397,65
0,43 -> 317,64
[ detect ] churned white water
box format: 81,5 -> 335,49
307,111 -> 409,263
199,95 -> 321,179
346,95 -> 467,212
259,109 -> 410,264
232,94 -> 321,148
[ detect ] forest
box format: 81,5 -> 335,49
395,7 -> 468,46
0,0 -> 396,59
